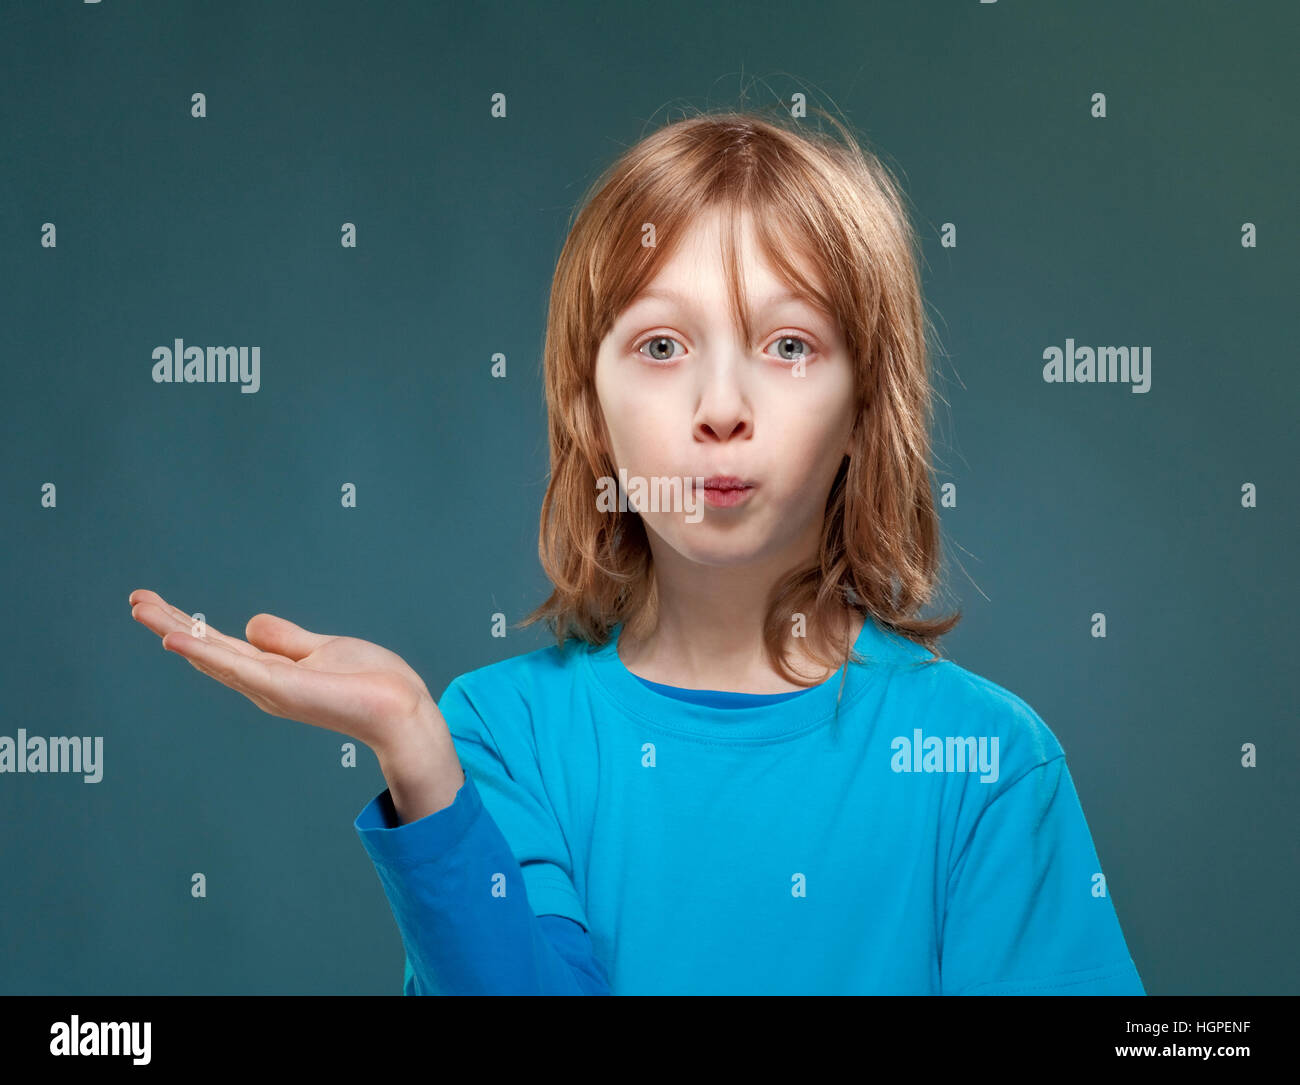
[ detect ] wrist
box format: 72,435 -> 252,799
372,690 -> 443,765
379,743 -> 466,825
374,702 -> 465,811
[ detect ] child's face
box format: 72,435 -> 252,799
593,207 -> 856,571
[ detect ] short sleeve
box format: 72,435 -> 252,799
940,755 -> 1144,994
438,675 -> 590,931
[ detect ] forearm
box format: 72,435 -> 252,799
376,722 -> 466,826
355,772 -> 611,995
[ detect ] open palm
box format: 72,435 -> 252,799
128,588 -> 435,753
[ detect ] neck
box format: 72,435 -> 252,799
618,530 -> 862,693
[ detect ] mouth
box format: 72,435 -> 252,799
697,475 -> 756,508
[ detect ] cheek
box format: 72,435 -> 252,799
594,361 -> 635,458
601,387 -> 674,463
768,410 -> 850,493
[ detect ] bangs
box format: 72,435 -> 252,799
585,143 -> 856,372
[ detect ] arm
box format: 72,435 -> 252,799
356,710 -> 611,995
940,755 -> 1144,995
125,589 -> 606,993
400,916 -> 601,996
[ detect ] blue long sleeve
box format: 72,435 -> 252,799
355,770 -> 611,995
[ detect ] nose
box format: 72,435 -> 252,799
692,358 -> 752,442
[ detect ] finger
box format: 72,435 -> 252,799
161,630 -> 297,715
130,590 -> 217,634
129,589 -> 193,621
243,613 -> 331,662
131,598 -> 259,657
164,630 -> 397,733
131,598 -> 263,659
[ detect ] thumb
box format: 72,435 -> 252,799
244,613 -> 331,661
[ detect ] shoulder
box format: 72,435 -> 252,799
867,639 -> 1067,775
445,635 -> 589,696
436,636 -> 592,740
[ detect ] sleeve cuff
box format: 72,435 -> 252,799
354,770 -> 485,870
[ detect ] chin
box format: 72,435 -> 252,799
653,527 -> 773,568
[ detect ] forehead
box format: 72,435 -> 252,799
625,206 -> 828,312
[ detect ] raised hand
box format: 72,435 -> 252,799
127,588 -> 443,768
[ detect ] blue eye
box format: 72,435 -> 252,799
637,335 -> 684,363
770,336 -> 811,363
633,333 -> 816,364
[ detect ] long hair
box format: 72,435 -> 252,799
519,106 -> 960,685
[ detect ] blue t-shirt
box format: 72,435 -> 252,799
354,614 -> 1144,995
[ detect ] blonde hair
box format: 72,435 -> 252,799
520,106 -> 960,685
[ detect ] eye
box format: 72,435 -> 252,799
632,332 -> 819,365
766,335 -> 816,364
635,335 -> 685,363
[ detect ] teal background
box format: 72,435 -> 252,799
1,0 -> 1295,994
